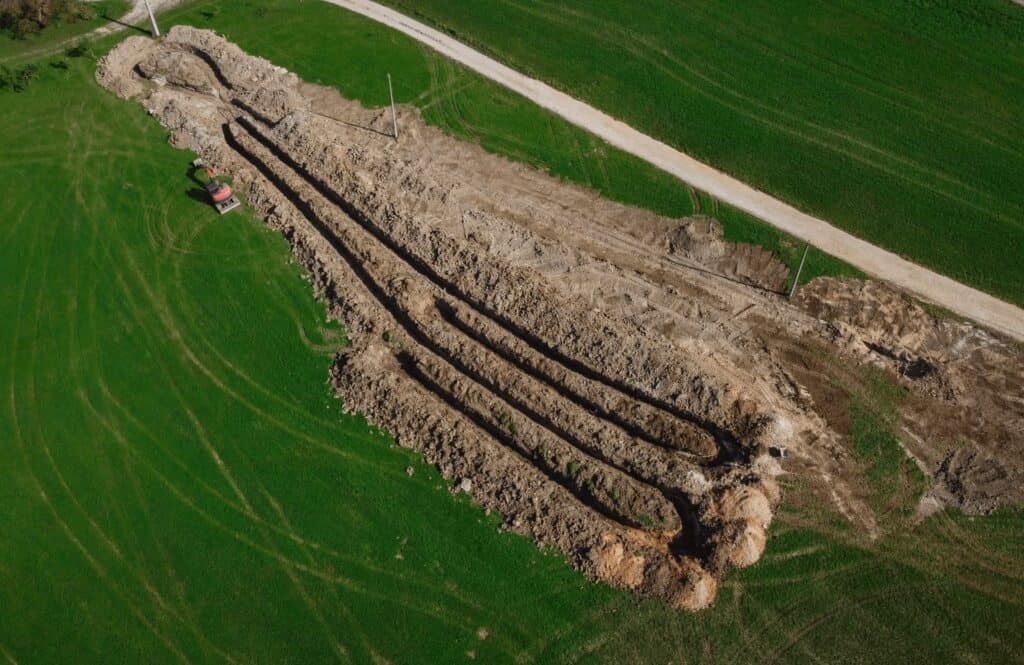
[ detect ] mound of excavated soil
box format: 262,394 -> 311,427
96,26 -> 1024,607
797,278 -> 1024,513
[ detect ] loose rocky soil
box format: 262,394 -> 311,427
97,27 -> 1024,608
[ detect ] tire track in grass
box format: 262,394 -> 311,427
720,558 -> 903,665
113,410 -> 243,664
6,216 -> 190,663
152,192 -> 218,258
90,352 -> 491,622
416,46 -> 475,111
899,515 -> 1024,607
525,597 -> 627,664
82,388 -> 357,597
295,319 -> 344,356
761,544 -> 825,563
135,454 -> 492,635
721,581 -> 761,662
0,643 -> 17,665
911,511 -> 1024,584
762,587 -> 917,665
251,479 -> 385,665
737,556 -> 877,591
114,228 -> 355,664
107,242 -> 376,470
716,554 -> 887,664
170,386 -> 353,664
103,185 -> 499,647
424,54 -> 546,165
40,188 -> 215,655
583,132 -> 612,193
0,204 -> 30,247
164,207 -> 355,440
86,355 -> 250,518
631,0 -> 1024,159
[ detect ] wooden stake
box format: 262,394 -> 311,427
387,73 -> 398,140
143,0 -> 160,38
788,243 -> 810,299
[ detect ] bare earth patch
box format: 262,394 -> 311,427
96,27 -> 1024,609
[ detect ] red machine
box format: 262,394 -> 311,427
191,158 -> 241,214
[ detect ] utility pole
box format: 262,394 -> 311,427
788,243 -> 810,299
387,73 -> 398,140
143,0 -> 160,38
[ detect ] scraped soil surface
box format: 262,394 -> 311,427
97,28 -> 1024,608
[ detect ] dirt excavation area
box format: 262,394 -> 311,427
98,27 -> 1024,609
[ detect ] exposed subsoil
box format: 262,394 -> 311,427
97,27 -> 1024,608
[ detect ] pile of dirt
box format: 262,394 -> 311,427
930,445 -> 1022,514
665,216 -> 790,292
797,277 -> 1024,513
96,26 -> 1024,608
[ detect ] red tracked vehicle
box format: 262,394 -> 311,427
191,158 -> 241,214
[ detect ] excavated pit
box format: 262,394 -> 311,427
97,26 -> 1024,608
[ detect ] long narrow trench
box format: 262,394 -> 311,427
223,117 -> 686,532
233,114 -> 742,463
437,300 -> 718,461
416,300 -> 705,494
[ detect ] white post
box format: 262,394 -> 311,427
788,243 -> 810,299
387,73 -> 398,140
143,0 -> 160,38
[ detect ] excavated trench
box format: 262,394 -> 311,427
94,27 -> 831,609
223,116 -> 686,534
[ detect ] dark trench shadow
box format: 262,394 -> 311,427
100,13 -> 150,36
309,110 -> 396,140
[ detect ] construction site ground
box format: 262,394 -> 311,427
3,4 -> 1024,661
96,26 -> 1024,610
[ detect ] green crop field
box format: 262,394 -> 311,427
381,0 -> 1024,307
1,1 -> 1022,662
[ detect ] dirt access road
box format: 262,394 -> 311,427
323,0 -> 1024,342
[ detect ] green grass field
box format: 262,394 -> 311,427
1,1 -> 1022,662
381,0 -> 1024,307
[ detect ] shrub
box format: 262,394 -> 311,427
1,0 -> 93,36
65,38 -> 92,58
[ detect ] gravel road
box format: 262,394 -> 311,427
323,0 -> 1024,342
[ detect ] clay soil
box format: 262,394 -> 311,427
97,27 -> 1024,609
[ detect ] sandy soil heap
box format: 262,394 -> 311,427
97,26 -> 1024,608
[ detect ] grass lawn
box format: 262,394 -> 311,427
0,1 -> 129,64
0,1 -> 1021,662
380,0 -> 1024,307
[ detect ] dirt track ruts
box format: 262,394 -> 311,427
323,0 -> 1024,342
